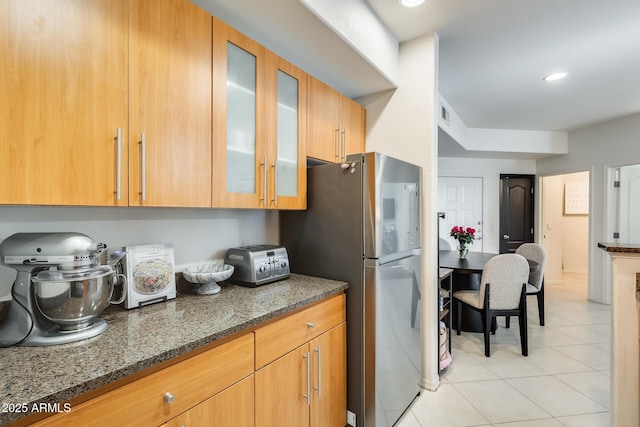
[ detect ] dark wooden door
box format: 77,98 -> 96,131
499,174 -> 534,253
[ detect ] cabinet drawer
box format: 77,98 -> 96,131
255,294 -> 346,369
33,334 -> 254,427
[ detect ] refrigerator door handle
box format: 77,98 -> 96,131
377,248 -> 422,266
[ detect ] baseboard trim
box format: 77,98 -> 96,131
563,268 -> 588,274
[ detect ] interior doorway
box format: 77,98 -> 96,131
541,171 -> 590,285
437,176 -> 483,252
499,174 -> 535,253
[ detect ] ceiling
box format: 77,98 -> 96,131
194,0 -> 640,134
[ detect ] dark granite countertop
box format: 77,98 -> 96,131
0,274 -> 347,425
597,242 -> 640,254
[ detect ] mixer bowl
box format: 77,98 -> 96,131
32,265 -> 119,331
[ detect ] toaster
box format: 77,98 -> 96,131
224,245 -> 290,287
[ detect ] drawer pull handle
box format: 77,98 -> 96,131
164,392 -> 175,404
306,322 -> 315,328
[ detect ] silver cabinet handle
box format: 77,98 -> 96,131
306,322 -> 315,328
163,392 -> 175,404
342,128 -> 347,162
140,133 -> 146,201
116,128 -> 122,200
303,351 -> 311,405
335,128 -> 340,161
271,163 -> 278,206
503,234 -> 510,240
314,345 -> 321,396
261,158 -> 267,205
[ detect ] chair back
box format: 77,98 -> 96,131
479,254 -> 529,309
515,243 -> 546,291
439,238 -> 452,250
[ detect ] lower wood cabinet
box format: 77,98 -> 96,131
255,324 -> 346,427
25,294 -> 346,427
255,294 -> 347,427
30,334 -> 254,427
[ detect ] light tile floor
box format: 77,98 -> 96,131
397,272 -> 611,427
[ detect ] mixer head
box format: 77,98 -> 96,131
0,232 -> 106,271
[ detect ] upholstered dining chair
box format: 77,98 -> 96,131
453,253 -> 530,357
507,243 -> 547,327
439,237 -> 452,250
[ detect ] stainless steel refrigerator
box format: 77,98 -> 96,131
280,152 -> 422,427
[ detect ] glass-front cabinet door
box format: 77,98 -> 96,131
267,56 -> 307,210
212,18 -> 266,208
213,18 -> 306,209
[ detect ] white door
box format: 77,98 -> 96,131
438,177 -> 483,252
619,165 -> 640,242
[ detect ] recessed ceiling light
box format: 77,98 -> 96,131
543,72 -> 568,82
399,0 -> 426,7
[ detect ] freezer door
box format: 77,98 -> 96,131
365,253 -> 422,427
356,152 -> 421,259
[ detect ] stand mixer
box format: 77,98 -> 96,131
0,232 -> 125,347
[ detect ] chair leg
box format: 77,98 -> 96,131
484,310 -> 491,357
491,316 -> 497,335
483,284 -> 491,357
537,282 -> 545,326
519,284 -> 528,356
505,316 -> 510,328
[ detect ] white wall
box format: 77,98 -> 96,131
541,175 -> 564,283
438,157 -> 537,254
561,172 -> 590,273
0,207 -> 278,300
359,32 -> 439,391
537,112 -> 640,304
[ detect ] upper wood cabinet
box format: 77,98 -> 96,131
212,18 -> 266,208
129,0 -> 212,207
0,0 -> 211,208
265,54 -> 307,210
0,0 -> 129,206
212,19 -> 306,209
307,76 -> 366,163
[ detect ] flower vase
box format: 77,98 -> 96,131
457,244 -> 469,259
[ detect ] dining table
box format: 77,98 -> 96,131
439,250 -> 538,333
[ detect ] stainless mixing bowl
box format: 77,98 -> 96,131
32,265 -> 124,331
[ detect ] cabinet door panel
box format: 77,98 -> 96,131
212,18 -> 266,208
129,0 -> 212,207
340,95 -> 366,157
306,77 -> 340,163
255,345 -> 310,427
311,324 -> 347,427
0,0 -> 128,206
268,56 -> 307,210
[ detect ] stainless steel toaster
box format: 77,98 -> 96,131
224,245 -> 290,287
